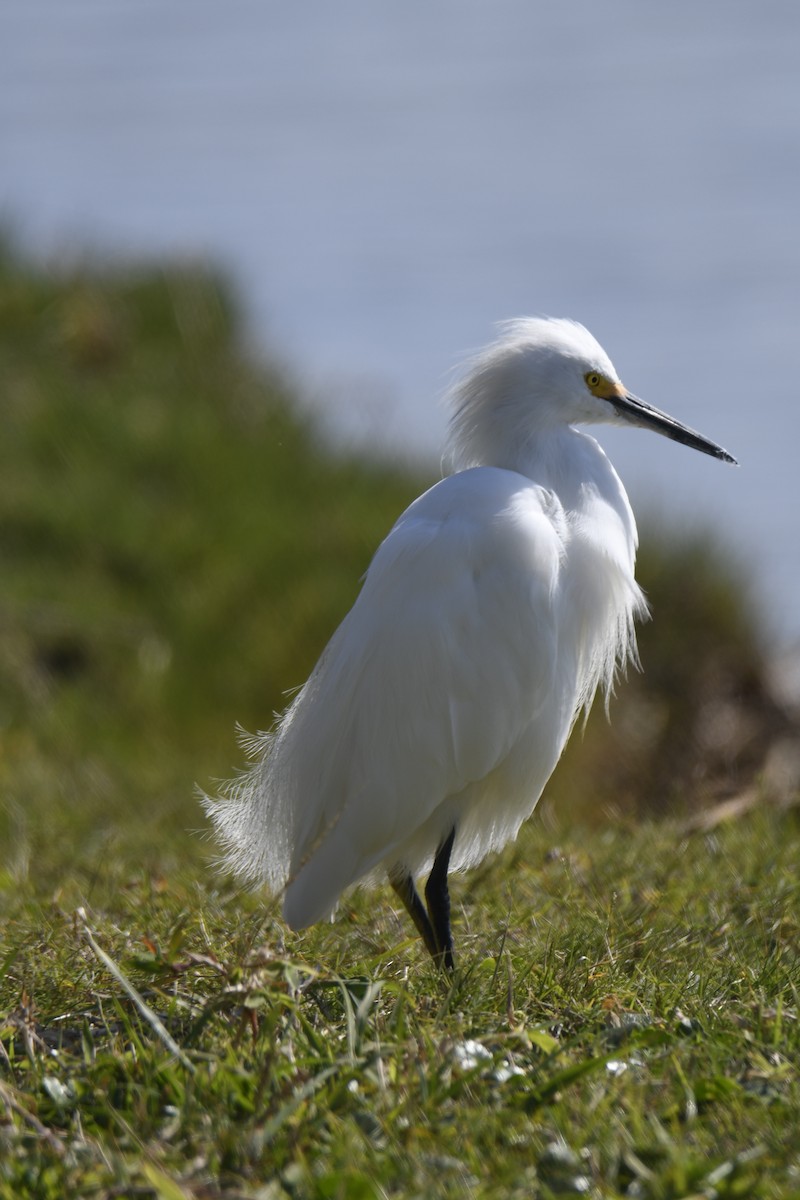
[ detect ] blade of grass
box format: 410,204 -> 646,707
0,1079 -> 66,1158
78,907 -> 195,1074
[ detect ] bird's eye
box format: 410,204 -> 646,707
586,372 -> 602,390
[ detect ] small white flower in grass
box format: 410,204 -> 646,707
606,1059 -> 628,1076
451,1039 -> 492,1071
449,1038 -> 526,1084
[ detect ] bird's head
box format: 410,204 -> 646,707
444,317 -> 736,473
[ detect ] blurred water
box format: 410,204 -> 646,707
3,0 -> 799,641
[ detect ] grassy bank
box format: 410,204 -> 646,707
2,811 -> 799,1198
0,244 -> 797,1196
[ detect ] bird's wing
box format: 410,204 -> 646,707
275,468 -> 568,924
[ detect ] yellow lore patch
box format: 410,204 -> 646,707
584,371 -> 626,400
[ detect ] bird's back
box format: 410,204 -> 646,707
206,455 -> 644,929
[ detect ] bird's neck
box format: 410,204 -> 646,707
482,424 -> 639,551
445,416 -> 637,549
486,424 -> 607,500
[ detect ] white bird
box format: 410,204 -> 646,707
205,318 -> 736,968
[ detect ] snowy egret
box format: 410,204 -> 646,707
205,318 -> 736,968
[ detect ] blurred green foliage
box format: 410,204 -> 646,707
0,238 -> 779,879
0,241 -> 421,871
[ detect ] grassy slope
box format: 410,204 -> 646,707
2,813 -> 799,1199
0,244 -> 421,874
0,246 -> 797,1197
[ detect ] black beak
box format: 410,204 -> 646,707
610,390 -> 738,465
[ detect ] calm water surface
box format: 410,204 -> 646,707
3,1 -> 799,641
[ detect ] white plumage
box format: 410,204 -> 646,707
204,317 -> 735,965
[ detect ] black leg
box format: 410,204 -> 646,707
425,827 -> 456,970
390,871 -> 439,961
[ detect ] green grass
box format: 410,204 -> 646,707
0,238 -> 421,871
2,811 -> 799,1198
0,241 -> 797,1197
